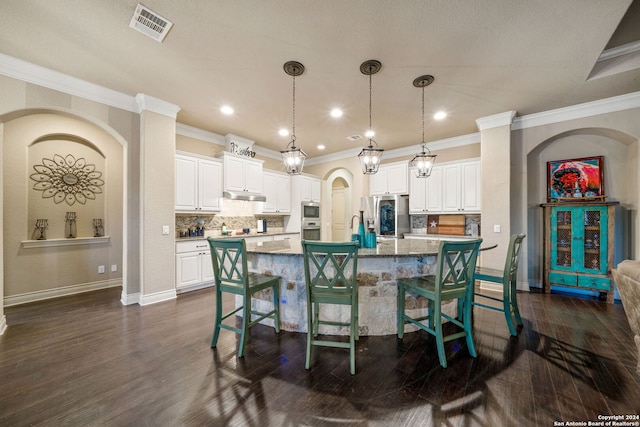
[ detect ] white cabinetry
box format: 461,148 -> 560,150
300,175 -> 321,202
263,171 -> 291,214
370,162 -> 408,195
175,153 -> 222,212
176,240 -> 214,291
218,152 -> 264,195
409,166 -> 443,214
442,160 -> 481,213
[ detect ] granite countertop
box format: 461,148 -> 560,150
244,238 -> 445,257
176,231 -> 298,242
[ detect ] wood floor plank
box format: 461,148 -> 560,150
1,286 -> 639,426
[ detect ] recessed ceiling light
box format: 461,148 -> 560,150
330,108 -> 343,118
317,145 -> 325,150
220,105 -> 234,115
278,128 -> 289,136
365,130 -> 375,138
434,111 -> 447,120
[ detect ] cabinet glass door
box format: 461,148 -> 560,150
581,207 -> 607,274
552,208 -> 573,269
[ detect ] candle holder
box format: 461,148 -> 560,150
92,218 -> 104,237
32,219 -> 48,240
65,212 -> 77,238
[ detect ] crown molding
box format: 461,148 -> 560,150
305,133 -> 481,165
512,90 -> 640,130
0,52 -> 137,112
176,123 -> 225,145
598,40 -> 640,62
135,94 -> 180,119
476,111 -> 517,131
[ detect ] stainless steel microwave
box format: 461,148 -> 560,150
302,202 -> 320,220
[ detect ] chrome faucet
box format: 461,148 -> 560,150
350,215 -> 360,230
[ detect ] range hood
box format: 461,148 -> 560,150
223,191 -> 266,202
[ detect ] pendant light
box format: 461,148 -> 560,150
358,60 -> 384,174
280,61 -> 307,175
409,75 -> 437,178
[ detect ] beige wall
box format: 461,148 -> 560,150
0,75 -> 141,313
3,113 -> 123,297
139,109 -> 176,298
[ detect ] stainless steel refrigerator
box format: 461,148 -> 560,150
361,195 -> 410,239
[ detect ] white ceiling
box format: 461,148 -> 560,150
1,0 -> 639,160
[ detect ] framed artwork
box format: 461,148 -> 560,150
547,156 -> 604,202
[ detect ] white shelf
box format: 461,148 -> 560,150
21,236 -> 111,249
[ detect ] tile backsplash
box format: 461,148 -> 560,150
176,199 -> 284,235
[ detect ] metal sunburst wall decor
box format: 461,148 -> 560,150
30,154 -> 104,206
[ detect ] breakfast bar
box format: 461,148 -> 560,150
243,238 -> 461,336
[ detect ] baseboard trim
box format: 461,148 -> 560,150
121,290 -> 140,306
3,279 -> 122,307
139,289 -> 177,306
0,315 -> 7,335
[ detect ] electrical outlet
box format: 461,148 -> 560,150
111,264 -> 117,272
98,265 -> 105,274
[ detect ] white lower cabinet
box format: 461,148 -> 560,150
176,240 -> 214,291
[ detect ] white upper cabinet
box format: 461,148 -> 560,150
218,152 -> 264,195
300,175 -> 321,202
175,153 -> 222,212
370,162 -> 408,195
442,160 -> 481,213
409,165 -> 443,214
263,171 -> 291,214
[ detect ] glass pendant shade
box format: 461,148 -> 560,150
359,60 -> 384,174
359,144 -> 384,174
410,74 -> 437,178
281,61 -> 306,175
281,141 -> 306,174
410,144 -> 437,177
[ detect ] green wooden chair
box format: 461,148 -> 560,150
207,238 -> 281,358
397,238 -> 482,368
302,241 -> 359,375
473,234 -> 526,336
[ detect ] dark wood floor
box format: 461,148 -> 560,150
1,286 -> 639,426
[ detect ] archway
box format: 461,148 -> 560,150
1,108 -> 129,313
524,127 -> 638,290
323,168 -> 355,242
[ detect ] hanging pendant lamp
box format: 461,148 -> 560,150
409,75 -> 437,178
280,61 -> 307,175
358,60 -> 384,174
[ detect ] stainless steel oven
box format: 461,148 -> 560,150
302,220 -> 321,241
302,202 -> 320,221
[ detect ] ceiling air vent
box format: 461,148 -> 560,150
129,4 -> 173,42
347,134 -> 363,142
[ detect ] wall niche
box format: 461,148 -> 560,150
27,134 -> 106,241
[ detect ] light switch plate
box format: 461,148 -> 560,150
493,224 -> 501,233
162,225 -> 170,235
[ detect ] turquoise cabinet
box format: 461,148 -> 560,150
542,203 -> 617,302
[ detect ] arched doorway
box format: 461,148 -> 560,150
324,168 -> 354,242
331,177 -> 348,240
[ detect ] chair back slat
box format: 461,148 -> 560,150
503,234 -> 526,284
303,241 -> 359,294
207,238 -> 248,286
436,239 -> 483,292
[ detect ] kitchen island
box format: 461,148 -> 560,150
242,238 -> 463,336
